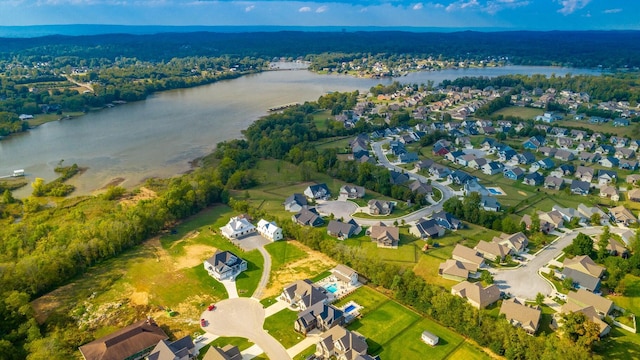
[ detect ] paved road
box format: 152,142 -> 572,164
492,226 -> 612,300
202,298 -> 291,360
252,247 -> 272,300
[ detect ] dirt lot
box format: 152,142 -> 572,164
262,241 -> 336,298
119,186 -> 157,206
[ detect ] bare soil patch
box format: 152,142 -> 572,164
100,177 -> 125,189
518,191 -> 527,196
262,241 -> 337,298
174,244 -> 217,270
119,186 -> 157,206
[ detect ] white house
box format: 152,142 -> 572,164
203,250 -> 248,281
256,219 -> 283,241
331,264 -> 359,286
421,331 -> 439,346
220,216 -> 256,239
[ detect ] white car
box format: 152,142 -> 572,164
194,335 -> 205,343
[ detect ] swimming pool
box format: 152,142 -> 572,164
488,188 -> 502,195
344,304 -> 356,313
324,283 -> 338,293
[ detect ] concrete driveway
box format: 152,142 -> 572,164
201,298 -> 291,360
492,227 -> 607,300
231,233 -> 270,251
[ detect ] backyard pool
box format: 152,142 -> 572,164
324,283 -> 338,294
344,304 -> 357,313
487,187 -> 505,195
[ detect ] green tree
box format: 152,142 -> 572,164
590,213 -> 601,225
562,277 -> 574,290
597,226 -> 611,260
2,189 -> 15,204
480,270 -> 494,285
535,292 -> 545,306
561,311 -> 601,350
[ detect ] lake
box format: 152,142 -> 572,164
0,66 -> 601,197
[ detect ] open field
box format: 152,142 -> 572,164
595,327 -> 640,360
381,317 -> 465,360
332,286 -> 389,316
30,205 -> 265,344
446,342 -> 492,360
608,274 -> 640,317
492,106 -> 544,120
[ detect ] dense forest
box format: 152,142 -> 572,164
1,31 -> 639,68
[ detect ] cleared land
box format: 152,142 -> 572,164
492,106 -> 544,120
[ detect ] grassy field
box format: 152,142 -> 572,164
609,274 -> 640,317
381,317 -> 465,360
262,308 -> 303,348
595,327 -> 640,360
26,111 -> 85,127
492,106 -> 544,120
265,241 -> 309,273
445,342 -> 492,360
333,286 -> 390,316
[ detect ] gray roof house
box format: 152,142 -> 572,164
204,250 -> 248,281
147,336 -> 197,360
340,185 -> 366,199
284,193 -> 308,212
570,180 -> 591,196
315,326 -> 371,360
368,200 -> 394,215
295,302 -> 344,335
293,208 -> 324,227
327,219 -> 362,240
281,279 -> 328,310
411,218 -> 445,239
562,267 -> 601,293
544,175 -> 564,190
304,183 -> 331,200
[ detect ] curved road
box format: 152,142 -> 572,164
492,226 -> 627,300
202,298 -> 291,360
252,247 -> 272,300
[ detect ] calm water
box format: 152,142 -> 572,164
0,66 -> 600,197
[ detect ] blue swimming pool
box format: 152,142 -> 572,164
344,304 -> 356,313
324,283 -> 338,293
488,188 -> 503,195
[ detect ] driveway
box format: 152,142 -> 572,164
231,233 -> 270,251
252,246 -> 271,300
201,298 -> 291,360
492,226 -> 606,300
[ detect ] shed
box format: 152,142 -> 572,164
13,169 -> 24,177
421,330 -> 439,346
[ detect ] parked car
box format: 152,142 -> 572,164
207,303 -> 216,311
200,318 -> 207,327
195,335 -> 205,343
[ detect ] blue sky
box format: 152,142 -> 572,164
0,0 -> 637,30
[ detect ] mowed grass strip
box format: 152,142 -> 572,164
332,286 -> 390,316
262,308 -> 304,348
347,300 -> 421,353
379,317 -> 465,360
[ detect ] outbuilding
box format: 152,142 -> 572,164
421,330 -> 439,346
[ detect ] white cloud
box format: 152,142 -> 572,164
413,3 -> 423,10
485,0 -> 528,14
557,0 -> 591,15
432,3 -> 444,8
446,0 -> 479,12
245,5 -> 254,12
316,5 -> 327,13
604,8 -> 622,14
298,6 -> 311,12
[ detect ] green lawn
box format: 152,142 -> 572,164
609,274 -> 640,316
262,308 -> 303,348
594,327 -> 640,360
492,106 -> 544,120
348,300 -> 422,354
235,249 -> 264,297
332,286 -> 390,316
265,241 -> 309,273
294,344 -> 317,360
380,317 -> 465,360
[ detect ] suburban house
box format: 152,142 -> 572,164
554,149 -> 574,161
438,259 -> 475,281
570,180 -> 590,196
204,250 -> 248,281
304,183 -> 331,200
482,161 -> 504,175
451,281 -> 501,309
433,210 -> 462,230
464,179 -> 490,197
474,240 -> 511,262
411,218 -> 445,239
597,169 -> 618,185
147,336 -> 198,360
552,206 -> 586,223
492,232 -> 529,254
538,210 -> 565,232
332,264 -> 360,286
544,175 -> 564,190
606,238 -> 628,257
575,166 -> 595,182
557,301 -> 611,338
468,157 -> 488,170
628,188 -> 640,202
281,279 -> 328,310
368,199 -> 394,215
563,255 -> 605,278
256,219 -> 283,241
523,172 -> 544,186
503,167 -> 525,180
220,216 -> 256,239
79,318 -> 169,360
523,135 -> 546,150
339,185 -> 365,199
415,159 -> 435,172
609,206 -> 637,226
499,298 -> 541,335
408,180 -> 433,197
368,223 -> 400,248
295,302 -> 344,335
599,185 -> 620,202
314,326 -> 374,360
480,196 -> 501,212
626,174 -> 640,185
399,152 -> 419,163
284,193 -> 308,212
577,204 -> 610,225
202,345 -> 241,360
421,331 -> 439,346
519,152 -> 537,165
452,244 -> 485,271
566,289 -> 614,317
562,267 -> 601,293
327,219 -> 362,240
293,208 -> 324,227
449,169 -> 475,185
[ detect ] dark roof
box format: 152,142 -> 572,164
415,218 -> 442,237
524,172 -> 544,184
147,336 -> 195,360
202,345 -> 242,360
389,170 -> 410,184
284,193 -> 307,207
79,319 -> 168,360
433,210 -> 461,229
327,219 -> 360,238
571,180 -> 590,193
294,208 -> 324,226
